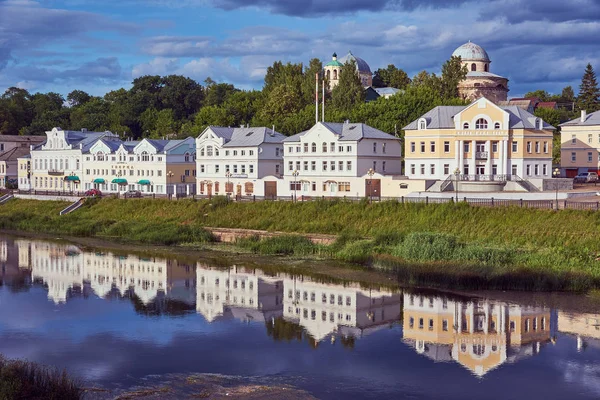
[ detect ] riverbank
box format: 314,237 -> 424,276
1,197 -> 599,291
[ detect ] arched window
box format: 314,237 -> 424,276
184,152 -> 191,162
494,122 -> 501,129
475,118 -> 488,129
418,118 -> 427,130
322,142 -> 327,152
141,151 -> 150,162
311,142 -> 316,152
215,148 -> 219,157
200,147 -> 205,157
206,146 -> 213,157
245,182 -> 254,194
333,70 -> 338,80
96,152 -> 105,161
537,119 -> 543,129
463,122 -> 469,129
326,70 -> 330,80
471,63 -> 476,72
484,64 -> 489,72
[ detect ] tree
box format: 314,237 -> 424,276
301,58 -> 324,106
331,59 -> 365,113
440,56 -> 468,99
69,97 -> 110,131
411,71 -> 442,94
254,83 -> 304,133
203,80 -> 238,107
561,86 -> 576,103
152,109 -> 177,139
66,90 -> 91,107
1,87 -> 34,135
577,63 -> 600,112
372,65 -> 411,89
524,90 -> 551,102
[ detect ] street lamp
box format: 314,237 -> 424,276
454,167 -> 461,203
367,168 -> 375,203
553,168 -> 560,210
292,170 -> 299,202
167,170 -> 174,199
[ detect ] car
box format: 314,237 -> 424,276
84,188 -> 102,197
125,190 -> 142,198
573,172 -> 599,183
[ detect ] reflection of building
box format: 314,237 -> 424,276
282,276 -> 401,342
558,311 -> 600,351
0,238 -> 31,285
195,264 -> 283,322
402,293 -> 551,376
29,241 -> 195,304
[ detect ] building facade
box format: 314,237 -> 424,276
282,122 -> 402,198
452,42 -> 509,104
404,97 -> 554,187
195,126 -> 285,197
559,110 -> 600,177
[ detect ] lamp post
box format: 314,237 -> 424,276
167,170 -> 174,199
292,170 -> 299,202
553,168 -> 560,210
454,167 -> 461,203
225,171 -> 232,201
367,168 -> 375,203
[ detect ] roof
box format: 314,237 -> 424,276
283,122 -> 398,143
466,71 -> 506,79
561,111 -> 600,127
537,102 -> 557,109
204,126 -> 285,147
452,41 -> 490,61
0,135 -> 45,143
338,51 -> 372,74
0,146 -> 31,162
404,102 -> 556,130
374,87 -> 401,96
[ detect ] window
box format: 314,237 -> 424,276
571,152 -> 576,162
589,152 -> 593,162
382,161 -> 386,172
419,119 -> 426,130
373,142 -> 377,153
512,141 -> 518,152
249,150 -> 253,156
444,164 -> 449,175
464,142 -> 470,152
535,141 -> 540,153
430,164 -> 435,175
311,161 -> 316,171
492,164 -> 497,175
492,142 -> 498,152
289,181 -> 301,191
443,319 -> 448,331
346,145 -> 352,152
463,122 -> 469,129
382,143 -> 386,154
288,161 -> 293,171
471,63 -> 476,71
527,141 -> 532,153
200,165 -> 205,173
303,161 -> 308,171
347,161 -> 352,171
322,161 -> 327,171
338,145 -> 344,152
303,143 -> 308,153
373,161 -> 377,171
249,165 -> 254,174
322,142 -> 327,153
420,164 -> 425,175
141,151 -> 150,162
295,161 -> 300,171
589,134 -> 593,144
526,164 -> 531,176
410,142 -> 415,153
275,165 -> 280,174
430,141 -> 435,152
543,141 -> 548,153
311,143 -> 316,152
512,164 -> 517,176
543,164 -> 547,175
410,164 -> 415,175
233,150 -> 238,156
331,142 -> 335,152
330,161 -> 335,171
444,141 -> 450,153
288,147 -> 292,153
409,317 -> 414,328
233,165 -> 238,173
419,318 -> 424,329
420,142 -> 425,152
534,164 -> 539,175
572,135 -> 577,145
338,161 -> 343,171
494,122 -> 501,129
475,118 -> 488,129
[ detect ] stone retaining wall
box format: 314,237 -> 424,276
205,227 -> 337,245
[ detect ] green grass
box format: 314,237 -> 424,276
0,356 -> 81,399
1,197 -> 600,291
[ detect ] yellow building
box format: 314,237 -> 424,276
403,293 -> 551,377
559,110 -> 600,177
404,97 -> 554,191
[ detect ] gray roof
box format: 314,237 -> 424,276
0,135 -> 45,143
338,51 -> 372,74
452,41 -> 490,61
283,122 -> 399,142
404,103 -> 556,130
466,71 -> 506,79
374,87 -> 401,96
561,111 -> 600,127
205,126 -> 285,147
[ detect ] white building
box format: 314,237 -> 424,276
282,122 -> 402,198
195,126 -> 285,197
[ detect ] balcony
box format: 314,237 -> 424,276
475,151 -> 488,159
48,169 -> 64,176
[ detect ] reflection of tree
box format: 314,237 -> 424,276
265,317 -> 318,349
125,291 -> 195,317
2,277 -> 31,293
340,335 -> 355,349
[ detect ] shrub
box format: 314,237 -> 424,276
393,232 -> 460,262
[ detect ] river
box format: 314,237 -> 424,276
0,234 -> 598,399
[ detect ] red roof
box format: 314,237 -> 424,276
537,102 -> 557,109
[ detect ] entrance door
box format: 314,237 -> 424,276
476,166 -> 485,175
264,181 -> 277,199
207,183 -> 213,197
365,179 -> 381,199
236,184 -> 242,199
566,168 -> 578,178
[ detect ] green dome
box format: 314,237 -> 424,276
325,60 -> 343,67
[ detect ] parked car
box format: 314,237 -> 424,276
573,172 -> 599,183
125,190 -> 142,198
84,188 -> 102,197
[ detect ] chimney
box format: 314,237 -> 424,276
581,110 -> 587,123
81,128 -> 87,133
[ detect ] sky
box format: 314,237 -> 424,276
1,0 -> 600,98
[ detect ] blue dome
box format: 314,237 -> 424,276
339,51 -> 372,74
452,42 -> 490,62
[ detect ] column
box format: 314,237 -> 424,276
484,304 -> 490,334
455,140 -> 460,173
499,140 -> 505,178
471,140 -> 476,176
469,303 -> 475,333
485,140 -> 492,176
504,140 -> 510,176
459,140 -> 464,172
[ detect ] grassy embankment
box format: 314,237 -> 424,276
1,196 -> 600,291
0,356 -> 81,399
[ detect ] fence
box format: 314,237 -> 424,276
9,189 -> 600,211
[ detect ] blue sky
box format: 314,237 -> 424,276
1,0 -> 600,97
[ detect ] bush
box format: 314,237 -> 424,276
237,235 -> 317,256
393,232 -> 460,262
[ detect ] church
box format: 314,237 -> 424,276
452,41 -> 509,104
324,51 -> 373,89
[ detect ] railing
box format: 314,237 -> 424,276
47,169 -> 64,176
0,193 -> 13,204
59,198 -> 84,215
440,175 -> 454,192
475,151 -> 488,159
456,174 -> 509,182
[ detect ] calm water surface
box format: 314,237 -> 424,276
0,235 -> 599,399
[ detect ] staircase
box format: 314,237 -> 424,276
60,198 -> 84,215
0,193 -> 13,204
510,175 -> 540,192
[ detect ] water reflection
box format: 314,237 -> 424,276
1,236 -> 600,399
